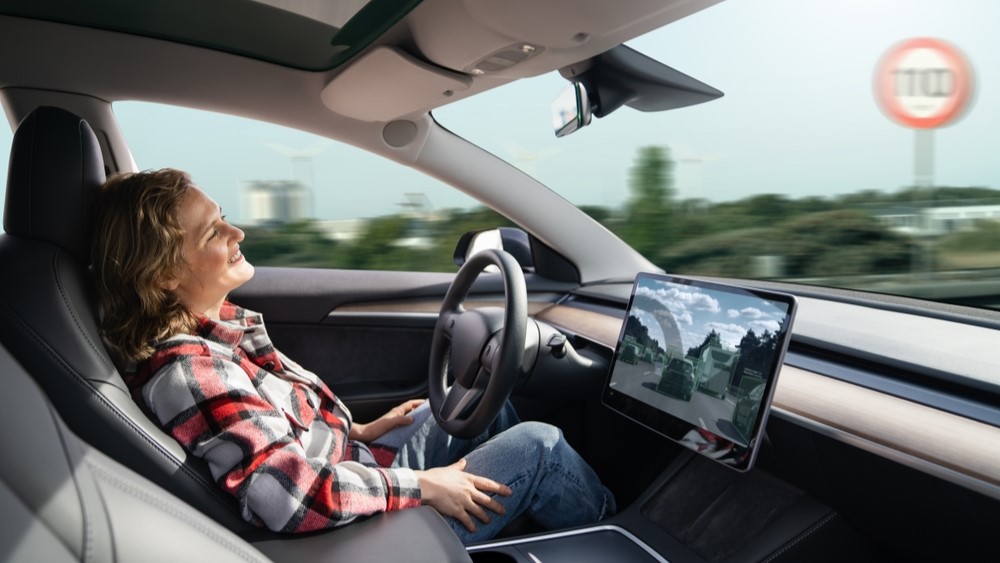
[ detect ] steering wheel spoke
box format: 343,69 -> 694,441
438,381 -> 484,422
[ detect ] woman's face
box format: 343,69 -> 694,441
167,185 -> 254,318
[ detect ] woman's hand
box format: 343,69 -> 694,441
416,458 -> 513,533
348,399 -> 425,443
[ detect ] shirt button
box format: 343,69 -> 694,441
264,361 -> 275,370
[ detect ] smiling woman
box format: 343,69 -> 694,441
87,167 -> 614,543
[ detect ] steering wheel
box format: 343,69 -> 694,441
428,249 -> 527,439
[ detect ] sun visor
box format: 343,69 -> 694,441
321,46 -> 472,122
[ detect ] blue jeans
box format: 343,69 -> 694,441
373,401 -> 616,544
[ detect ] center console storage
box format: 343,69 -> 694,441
470,451 -> 874,563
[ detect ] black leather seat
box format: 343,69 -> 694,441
0,105 -> 247,532
0,106 -> 471,562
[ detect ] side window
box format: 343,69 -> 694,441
113,102 -> 509,272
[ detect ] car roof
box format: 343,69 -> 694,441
0,0 -> 724,122
0,0 -> 412,71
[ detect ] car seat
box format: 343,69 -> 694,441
0,340 -> 469,562
0,104 -> 250,531
0,107 -> 470,561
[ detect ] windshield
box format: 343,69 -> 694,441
436,0 -> 1000,311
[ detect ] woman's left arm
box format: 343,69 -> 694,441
349,399 -> 425,443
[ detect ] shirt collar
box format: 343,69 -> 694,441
194,301 -> 264,350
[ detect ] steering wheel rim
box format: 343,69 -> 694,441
428,249 -> 527,438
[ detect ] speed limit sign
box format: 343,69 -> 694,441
874,38 -> 975,129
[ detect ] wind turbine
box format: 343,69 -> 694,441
264,140 -> 330,189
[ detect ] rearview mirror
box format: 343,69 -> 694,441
551,82 -> 592,137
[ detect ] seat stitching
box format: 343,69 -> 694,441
86,460 -> 268,563
48,402 -> 98,563
761,511 -> 839,563
49,249 -> 115,372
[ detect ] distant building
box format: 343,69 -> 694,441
876,204 -> 1000,236
243,180 -> 312,226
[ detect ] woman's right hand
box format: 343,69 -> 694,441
416,458 -> 512,533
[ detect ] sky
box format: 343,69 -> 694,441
1,0 -> 997,223
439,0 -> 1000,208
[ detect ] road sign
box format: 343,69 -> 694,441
874,37 -> 974,129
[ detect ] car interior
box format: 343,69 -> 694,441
1,1 -> 999,562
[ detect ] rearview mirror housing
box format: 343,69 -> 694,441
551,82 -> 593,137
557,44 -> 723,124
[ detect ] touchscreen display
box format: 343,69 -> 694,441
602,273 -> 797,471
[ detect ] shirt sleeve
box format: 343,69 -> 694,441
142,353 -> 422,532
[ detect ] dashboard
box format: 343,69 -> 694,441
336,278 -> 1000,562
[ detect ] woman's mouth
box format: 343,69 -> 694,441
229,249 -> 243,264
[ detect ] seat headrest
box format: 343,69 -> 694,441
4,106 -> 107,264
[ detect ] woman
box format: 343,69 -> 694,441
90,168 -> 614,543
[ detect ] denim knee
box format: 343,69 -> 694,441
507,421 -> 564,458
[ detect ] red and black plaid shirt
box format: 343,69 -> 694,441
127,302 -> 421,533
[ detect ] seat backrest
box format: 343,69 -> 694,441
0,106 -> 250,533
0,343 -> 273,563
0,337 -> 472,563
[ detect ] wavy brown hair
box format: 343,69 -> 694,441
91,168 -> 197,364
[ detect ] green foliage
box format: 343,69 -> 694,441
239,206 -> 516,273
661,227 -> 776,277
618,146 -> 676,259
240,222 -> 341,268
237,145 -> 997,278
938,220 -> 1000,252
661,210 -> 913,278
776,210 -> 913,276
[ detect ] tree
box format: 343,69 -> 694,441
660,210 -> 913,278
687,329 -> 721,359
619,146 -> 676,260
240,221 -> 341,268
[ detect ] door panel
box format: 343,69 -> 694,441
230,267 -> 449,421
230,266 -> 575,422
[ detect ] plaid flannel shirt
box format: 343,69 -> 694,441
127,302 -> 422,533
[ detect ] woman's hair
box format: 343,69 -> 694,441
91,168 -> 197,364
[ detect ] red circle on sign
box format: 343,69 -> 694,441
874,37 -> 974,129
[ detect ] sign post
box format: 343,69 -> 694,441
873,38 -> 975,274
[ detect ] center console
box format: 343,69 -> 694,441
468,449 -> 869,563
